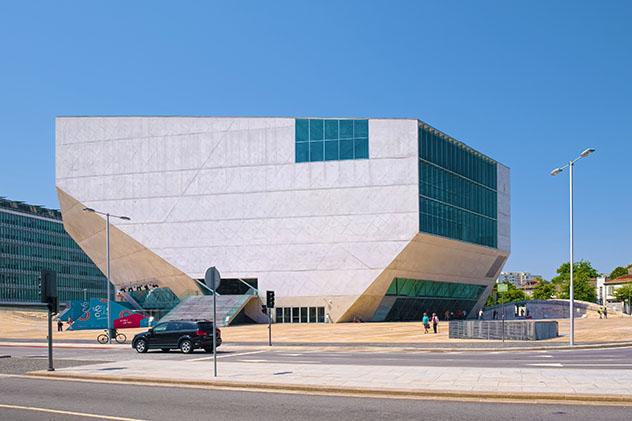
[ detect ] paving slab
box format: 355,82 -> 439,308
31,357 -> 632,404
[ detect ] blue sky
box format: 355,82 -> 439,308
0,1 -> 630,279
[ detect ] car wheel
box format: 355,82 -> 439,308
160,348 -> 170,352
179,339 -> 193,354
135,339 -> 148,353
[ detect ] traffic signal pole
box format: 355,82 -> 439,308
266,290 -> 274,346
47,306 -> 54,371
268,307 -> 272,346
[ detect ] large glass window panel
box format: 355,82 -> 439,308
339,139 -> 354,160
354,119 -> 368,137
309,141 -> 324,162
354,138 -> 369,159
309,119 -> 324,141
296,119 -> 309,142
317,307 -> 325,323
292,307 -> 300,323
296,142 -> 309,163
324,120 -> 338,140
324,141 -> 339,161
339,120 -> 354,139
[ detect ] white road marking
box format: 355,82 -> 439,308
279,353 -> 303,357
563,363 -> 632,367
528,363 -> 564,367
534,355 -> 554,358
236,359 -> 269,363
0,403 -> 146,420
187,350 -> 266,362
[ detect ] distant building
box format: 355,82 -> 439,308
498,272 -> 541,287
0,197 -> 106,304
598,269 -> 632,313
518,279 -> 540,297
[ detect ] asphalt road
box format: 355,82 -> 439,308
1,375 -> 630,421
2,344 -> 632,371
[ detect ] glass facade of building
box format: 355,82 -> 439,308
0,198 -> 107,304
295,118 -> 369,162
418,123 -> 498,248
383,278 -> 487,321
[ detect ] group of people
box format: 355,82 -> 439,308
598,306 -> 608,319
421,312 -> 439,334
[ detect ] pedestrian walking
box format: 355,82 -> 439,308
478,309 -> 484,320
57,319 -> 63,332
422,312 -> 430,334
603,307 -> 608,319
598,308 -> 603,319
432,313 -> 439,334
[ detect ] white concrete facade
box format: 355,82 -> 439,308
56,116 -> 510,322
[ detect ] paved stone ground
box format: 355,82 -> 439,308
3,308 -> 631,346
34,357 -> 632,398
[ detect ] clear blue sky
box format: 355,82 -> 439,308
1,1 -> 630,279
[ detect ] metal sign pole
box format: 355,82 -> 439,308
205,267 -> 221,378
213,281 -> 217,377
501,290 -> 505,344
268,307 -> 272,346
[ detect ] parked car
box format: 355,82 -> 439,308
132,320 -> 221,354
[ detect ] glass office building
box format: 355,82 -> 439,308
0,197 -> 107,304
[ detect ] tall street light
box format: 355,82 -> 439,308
550,148 -> 595,346
83,207 -> 131,344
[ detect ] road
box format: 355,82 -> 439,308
3,344 -> 632,370
0,375 -> 630,421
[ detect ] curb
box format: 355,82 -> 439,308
28,371 -> 632,405
226,341 -> 632,353
0,343 -> 121,350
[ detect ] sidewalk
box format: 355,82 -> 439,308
32,358 -> 632,404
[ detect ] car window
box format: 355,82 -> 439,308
198,322 -> 215,331
153,323 -> 167,333
167,321 -> 193,331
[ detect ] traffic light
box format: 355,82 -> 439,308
40,270 -> 58,314
266,290 -> 275,308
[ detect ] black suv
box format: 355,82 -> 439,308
132,320 -> 222,354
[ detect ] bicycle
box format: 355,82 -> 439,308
96,330 -> 127,344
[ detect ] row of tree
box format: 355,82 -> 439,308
487,260 -> 632,307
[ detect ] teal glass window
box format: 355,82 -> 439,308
309,141 -> 324,161
380,278 -> 487,322
296,118 -> 369,162
418,124 -> 498,248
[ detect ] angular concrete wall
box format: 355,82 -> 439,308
56,117 -> 422,321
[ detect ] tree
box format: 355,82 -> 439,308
550,260 -> 598,303
531,278 -> 556,300
613,284 -> 632,314
610,266 -> 629,280
486,282 -> 529,306
551,260 -> 599,284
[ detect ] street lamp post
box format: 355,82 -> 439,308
83,208 -> 131,344
550,148 -> 595,346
